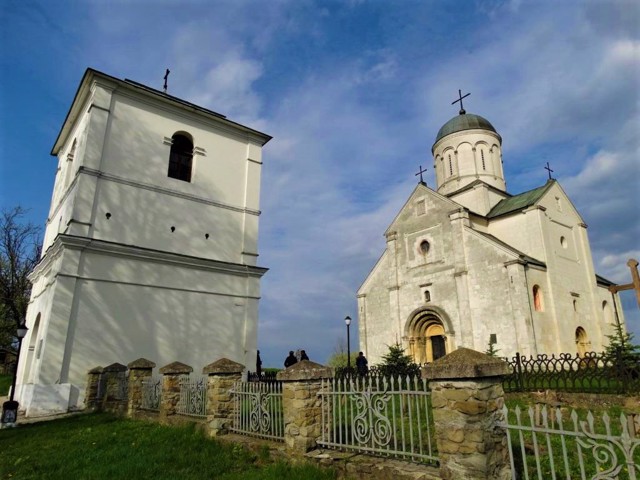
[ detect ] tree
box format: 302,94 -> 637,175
377,342 -> 420,377
326,338 -> 357,369
0,207 -> 41,349
485,337 -> 500,357
603,319 -> 640,384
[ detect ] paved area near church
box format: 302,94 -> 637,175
1,394 -> 85,425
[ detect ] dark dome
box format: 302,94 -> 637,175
434,113 -> 501,145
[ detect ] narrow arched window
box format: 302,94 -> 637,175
481,149 -> 486,170
168,133 -> 193,182
448,154 -> 453,176
533,285 -> 543,312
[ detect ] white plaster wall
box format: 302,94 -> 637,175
43,83 -> 264,264
461,229 -> 527,357
20,245 -> 259,402
20,72 -> 269,415
433,130 -> 504,195
359,186 -> 465,364
448,184 -> 508,217
488,209 -> 547,261
86,179 -> 248,262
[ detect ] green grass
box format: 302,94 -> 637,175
0,413 -> 335,480
0,374 -> 11,396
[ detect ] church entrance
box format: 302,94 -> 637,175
405,308 -> 450,364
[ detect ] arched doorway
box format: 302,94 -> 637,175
575,327 -> 589,357
405,307 -> 453,363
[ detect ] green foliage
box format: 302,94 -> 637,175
0,373 -> 12,396
485,338 -> 500,357
376,343 -> 420,376
0,413 -> 336,480
604,320 -> 640,359
326,351 -> 357,369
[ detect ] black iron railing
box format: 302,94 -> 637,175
503,349 -> 640,394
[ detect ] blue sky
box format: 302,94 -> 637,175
1,0 -> 638,368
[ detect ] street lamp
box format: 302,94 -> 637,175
1,322 -> 29,428
345,316 -> 352,373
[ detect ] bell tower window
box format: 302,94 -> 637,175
168,133 -> 193,182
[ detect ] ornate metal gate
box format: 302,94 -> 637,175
230,379 -> 284,441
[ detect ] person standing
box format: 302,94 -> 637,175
256,350 -> 262,378
356,351 -> 368,375
284,351 -> 298,368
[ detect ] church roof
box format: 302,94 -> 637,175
487,181 -> 554,219
434,112 -> 501,146
595,274 -> 617,287
52,68 -> 272,155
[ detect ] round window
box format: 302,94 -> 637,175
419,240 -> 430,255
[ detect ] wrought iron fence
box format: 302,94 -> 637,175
176,375 -> 207,417
141,376 -> 161,411
246,370 -> 279,383
230,379 -> 284,441
335,363 -> 425,379
501,404 -> 640,479
503,350 -> 640,394
318,374 -> 437,464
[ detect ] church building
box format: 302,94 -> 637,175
16,69 -> 271,416
357,98 -> 626,365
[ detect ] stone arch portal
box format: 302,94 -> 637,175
404,307 -> 454,364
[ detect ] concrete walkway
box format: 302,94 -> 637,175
1,394 -> 86,426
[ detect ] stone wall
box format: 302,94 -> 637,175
84,350 -> 522,479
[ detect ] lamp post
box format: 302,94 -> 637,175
345,316 -> 352,372
1,322 -> 28,428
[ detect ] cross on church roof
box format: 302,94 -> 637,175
452,89 -> 470,115
544,162 -> 554,180
415,165 -> 427,185
163,68 -> 170,93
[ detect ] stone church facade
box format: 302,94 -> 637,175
358,108 -> 626,365
16,69 -> 271,416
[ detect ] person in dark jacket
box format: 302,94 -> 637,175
356,351 -> 368,374
300,350 -> 309,361
256,350 -> 262,377
284,351 -> 298,368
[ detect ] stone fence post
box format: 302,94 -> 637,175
423,348 -> 511,480
85,366 -> 103,410
159,361 -> 192,424
127,358 -> 156,416
203,358 -> 244,436
277,360 -> 333,453
102,363 -> 128,414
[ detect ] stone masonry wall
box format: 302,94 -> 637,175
430,378 -> 509,480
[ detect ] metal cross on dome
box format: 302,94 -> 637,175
415,165 -> 427,185
452,89 -> 470,115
